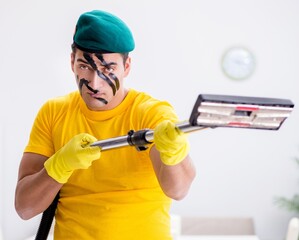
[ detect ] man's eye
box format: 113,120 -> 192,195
79,65 -> 90,70
104,67 -> 114,73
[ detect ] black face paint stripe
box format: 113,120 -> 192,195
95,53 -> 107,65
96,97 -> 108,105
96,70 -> 116,95
95,53 -> 119,91
83,52 -> 117,95
108,73 -> 120,90
78,75 -> 83,94
79,78 -> 108,105
80,78 -> 98,94
78,75 -> 86,95
83,52 -> 98,71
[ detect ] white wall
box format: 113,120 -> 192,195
1,0 -> 299,239
0,122 -> 3,240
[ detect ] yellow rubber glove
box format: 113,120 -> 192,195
44,133 -> 101,183
154,120 -> 190,166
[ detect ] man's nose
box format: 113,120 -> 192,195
88,70 -> 106,89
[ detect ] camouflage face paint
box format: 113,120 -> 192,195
95,53 -> 120,90
83,52 -> 118,95
78,76 -> 108,105
79,78 -> 98,94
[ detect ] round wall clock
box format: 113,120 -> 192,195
221,46 -> 256,80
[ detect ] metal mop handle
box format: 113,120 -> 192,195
90,121 -> 206,151
90,94 -> 295,151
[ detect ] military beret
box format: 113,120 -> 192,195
73,10 -> 135,53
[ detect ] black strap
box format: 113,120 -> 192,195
34,193 -> 60,240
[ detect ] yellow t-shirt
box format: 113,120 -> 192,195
25,89 -> 178,240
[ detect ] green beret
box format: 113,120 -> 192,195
73,10 -> 135,53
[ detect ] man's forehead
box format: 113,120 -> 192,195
76,50 -> 120,63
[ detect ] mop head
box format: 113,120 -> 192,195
189,94 -> 294,130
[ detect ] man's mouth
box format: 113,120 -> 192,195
89,91 -> 102,98
87,92 -> 108,104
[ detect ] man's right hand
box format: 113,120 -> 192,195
44,133 -> 101,183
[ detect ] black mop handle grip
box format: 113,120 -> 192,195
90,121 -> 206,151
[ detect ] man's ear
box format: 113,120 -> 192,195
71,53 -> 75,72
124,56 -> 131,77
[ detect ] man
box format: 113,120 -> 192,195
15,10 -> 196,239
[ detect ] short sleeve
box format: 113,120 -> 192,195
24,101 -> 55,157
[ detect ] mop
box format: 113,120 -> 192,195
34,94 -> 294,240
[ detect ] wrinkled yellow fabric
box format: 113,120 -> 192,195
25,89 -> 178,240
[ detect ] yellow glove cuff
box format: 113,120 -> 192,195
154,120 -> 190,166
44,152 -> 73,184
